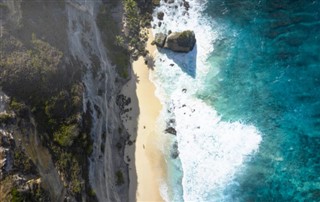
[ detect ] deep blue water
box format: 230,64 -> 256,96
199,0 -> 320,201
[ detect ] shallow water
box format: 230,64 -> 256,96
151,0 -> 320,201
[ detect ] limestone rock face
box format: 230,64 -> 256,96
164,30 -> 196,52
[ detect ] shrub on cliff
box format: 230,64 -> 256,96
96,5 -> 130,79
0,35 -> 63,101
54,124 -> 79,147
0,113 -> 15,125
124,0 -> 141,37
115,170 -> 124,185
1,22 -> 92,200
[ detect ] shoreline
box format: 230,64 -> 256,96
122,29 -> 165,202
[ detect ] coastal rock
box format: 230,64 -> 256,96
171,141 -> 179,159
183,0 -> 190,10
157,11 -> 164,20
164,30 -> 196,52
171,150 -> 179,159
152,33 -> 167,48
152,0 -> 160,6
165,127 -> 177,135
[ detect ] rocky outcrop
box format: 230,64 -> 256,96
10,114 -> 66,201
165,127 -> 177,135
152,0 -> 161,6
152,33 -> 167,48
152,30 -> 196,52
0,130 -> 14,180
171,141 -> 179,159
164,30 -> 196,52
157,11 -> 164,20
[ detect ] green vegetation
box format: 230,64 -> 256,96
96,0 -> 153,78
45,91 -> 72,123
56,151 -> 83,194
123,0 -> 150,56
54,124 -> 79,147
0,32 -> 94,199
115,35 -> 125,48
124,0 -> 141,40
0,0 -> 155,198
13,149 -> 35,174
0,34 -> 63,104
115,170 -> 124,185
10,185 -> 50,202
0,3 -> 8,9
11,188 -> 23,202
88,188 -> 96,197
9,99 -> 25,112
0,113 -> 14,124
177,30 -> 194,44
70,160 -> 82,193
96,5 -> 130,79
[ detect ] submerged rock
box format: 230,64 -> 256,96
164,30 -> 196,52
171,141 -> 179,159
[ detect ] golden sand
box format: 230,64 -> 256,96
122,29 -> 165,202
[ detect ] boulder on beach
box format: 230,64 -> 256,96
152,33 -> 167,48
165,127 -> 177,135
164,30 -> 196,52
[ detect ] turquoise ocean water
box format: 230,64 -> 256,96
151,0 -> 320,201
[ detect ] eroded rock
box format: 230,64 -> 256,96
152,33 -> 167,48
164,30 -> 196,52
165,127 -> 177,135
157,11 -> 164,20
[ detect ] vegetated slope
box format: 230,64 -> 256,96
0,0 -> 135,201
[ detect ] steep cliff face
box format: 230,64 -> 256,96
11,116 -> 66,201
66,1 -> 129,201
0,0 -> 129,201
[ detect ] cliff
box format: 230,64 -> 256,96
0,0 -> 133,201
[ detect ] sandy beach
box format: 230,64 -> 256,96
122,30 -> 165,202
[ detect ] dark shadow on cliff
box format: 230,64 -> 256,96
157,44 -> 198,78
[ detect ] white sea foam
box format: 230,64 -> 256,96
151,0 -> 262,201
